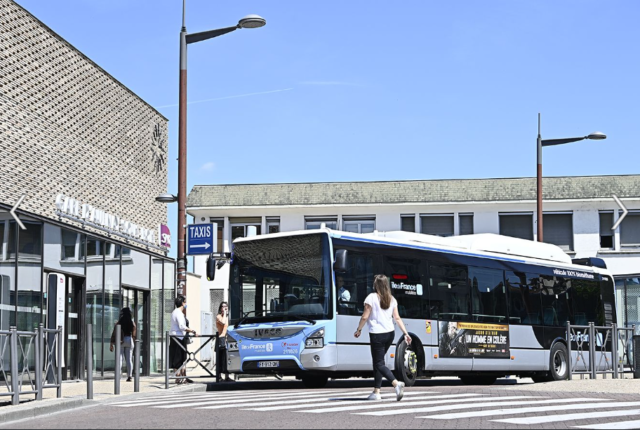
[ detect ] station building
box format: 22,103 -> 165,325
0,0 -> 175,379
187,175 -> 640,333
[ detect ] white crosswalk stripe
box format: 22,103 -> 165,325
574,420 -> 640,429
492,409 -> 640,426
282,393 -> 487,414
240,392 -> 456,412
419,399 -> 627,420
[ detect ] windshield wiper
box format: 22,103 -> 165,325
282,314 -> 316,325
234,310 -> 264,328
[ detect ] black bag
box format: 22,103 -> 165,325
184,318 -> 192,344
216,334 -> 227,351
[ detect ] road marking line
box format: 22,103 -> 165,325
416,399 -> 626,420
493,409 -> 640,425
288,393 -> 485,414
153,390 -> 350,409
355,396 -> 552,416
575,419 -> 640,429
243,391 -> 445,412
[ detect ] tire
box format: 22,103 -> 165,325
548,342 -> 569,381
393,338 -> 418,387
301,375 -> 328,389
459,375 -> 497,385
533,342 -> 569,382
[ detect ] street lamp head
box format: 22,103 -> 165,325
587,132 -> 607,140
238,14 -> 266,29
156,193 -> 178,203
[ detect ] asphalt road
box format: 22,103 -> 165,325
4,379 -> 640,429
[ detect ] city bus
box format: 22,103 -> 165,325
225,229 -> 616,388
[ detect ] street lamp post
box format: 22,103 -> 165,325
176,1 -> 265,297
536,113 -> 606,242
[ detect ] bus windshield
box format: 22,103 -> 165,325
229,233 -> 333,325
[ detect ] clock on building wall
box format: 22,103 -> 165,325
151,123 -> 166,174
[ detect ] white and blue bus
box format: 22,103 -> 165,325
225,229 -> 616,388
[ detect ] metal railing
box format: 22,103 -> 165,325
566,321 -> 637,380
0,325 -> 63,405
165,332 -> 216,389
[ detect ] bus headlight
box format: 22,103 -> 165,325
226,334 -> 239,352
305,328 -> 324,349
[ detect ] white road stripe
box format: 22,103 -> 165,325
494,409 -> 640,425
195,391 -> 382,410
112,390 -> 342,407
575,419 -> 640,429
419,400 -> 635,420
290,393 -> 485,414
356,396 -> 578,416
153,390 -> 350,409
109,391 -> 262,405
244,391 -> 445,412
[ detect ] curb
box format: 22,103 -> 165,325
0,384 -> 207,425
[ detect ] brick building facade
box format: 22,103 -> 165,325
0,0 -> 175,379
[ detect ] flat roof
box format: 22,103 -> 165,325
187,174 -> 640,208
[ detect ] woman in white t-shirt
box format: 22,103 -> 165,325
354,274 -> 412,401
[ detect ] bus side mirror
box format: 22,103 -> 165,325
206,256 -> 216,281
333,249 -> 348,273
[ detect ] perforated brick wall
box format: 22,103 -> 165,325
0,0 -> 168,253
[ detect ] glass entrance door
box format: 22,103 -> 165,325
122,287 -> 149,375
65,276 -> 85,380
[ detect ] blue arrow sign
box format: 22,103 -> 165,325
186,223 -> 216,255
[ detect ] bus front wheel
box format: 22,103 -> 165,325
394,339 -> 418,387
301,375 -> 328,389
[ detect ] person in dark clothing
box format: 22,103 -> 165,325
110,307 -> 137,382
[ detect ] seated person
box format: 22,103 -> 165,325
336,276 -> 355,314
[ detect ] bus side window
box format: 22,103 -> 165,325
338,252 -> 374,315
429,263 -> 469,322
383,257 -> 423,319
507,272 -> 543,325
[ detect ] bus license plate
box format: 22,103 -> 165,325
258,361 -> 279,368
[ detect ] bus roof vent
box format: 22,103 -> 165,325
572,257 -> 607,269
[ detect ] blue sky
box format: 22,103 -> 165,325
14,0 -> 640,256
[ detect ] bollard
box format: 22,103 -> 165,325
165,331 -> 170,389
57,326 -> 62,398
10,327 -> 19,405
589,322 -> 597,379
134,339 -> 141,392
634,335 -> 640,379
612,323 -> 618,379
566,321 -> 573,381
114,325 -> 121,395
35,324 -> 42,400
86,324 -> 93,400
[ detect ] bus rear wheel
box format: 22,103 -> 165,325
301,375 -> 328,389
394,339 -> 418,387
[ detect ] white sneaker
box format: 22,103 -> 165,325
367,392 -> 382,401
395,382 -> 405,401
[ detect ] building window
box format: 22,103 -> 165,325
230,217 -> 262,242
400,215 -> 415,232
421,214 -> 454,237
210,218 -> 225,253
600,211 -> 614,249
305,216 -> 337,230
499,213 -> 533,241
459,213 -> 474,235
543,213 -> 574,251
61,229 -> 84,261
620,212 -> 640,247
266,217 -> 280,234
342,216 -> 375,234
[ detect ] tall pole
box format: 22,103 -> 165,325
177,0 -> 188,297
536,113 -> 543,242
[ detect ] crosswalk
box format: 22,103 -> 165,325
109,388 -> 640,428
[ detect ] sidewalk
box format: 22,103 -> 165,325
0,364 -> 213,425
